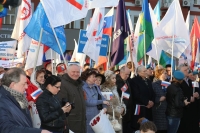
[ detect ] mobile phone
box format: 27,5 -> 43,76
66,103 -> 71,107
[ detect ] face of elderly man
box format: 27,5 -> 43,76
67,65 -> 81,80
120,66 -> 130,81
137,66 -> 147,79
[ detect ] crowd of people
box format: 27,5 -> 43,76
0,61 -> 199,133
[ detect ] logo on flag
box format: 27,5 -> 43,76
121,83 -> 128,92
20,0 -> 32,20
110,94 -> 113,99
67,0 -> 84,10
122,92 -> 130,99
134,104 -> 141,115
161,81 -> 171,87
31,89 -> 43,100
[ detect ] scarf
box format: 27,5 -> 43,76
3,85 -> 29,109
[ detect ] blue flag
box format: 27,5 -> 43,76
24,3 -> 67,55
111,0 -> 130,67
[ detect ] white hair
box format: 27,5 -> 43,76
136,65 -> 145,75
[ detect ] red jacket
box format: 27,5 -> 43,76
25,78 -> 38,103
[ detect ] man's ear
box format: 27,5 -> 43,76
9,82 -> 15,89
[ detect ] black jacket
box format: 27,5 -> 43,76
116,74 -> 133,122
0,86 -> 41,133
166,82 -> 185,118
36,89 -> 67,132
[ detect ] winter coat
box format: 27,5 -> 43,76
0,86 -> 41,133
82,82 -> 106,133
177,79 -> 200,133
166,82 -> 185,118
130,75 -> 155,131
36,89 -> 67,132
116,74 -> 133,123
152,80 -> 167,130
57,74 -> 86,133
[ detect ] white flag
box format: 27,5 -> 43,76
70,39 -> 86,67
154,0 -> 190,58
89,0 -> 119,9
24,40 -> 43,71
11,0 -> 32,58
83,8 -> 105,63
41,0 -> 88,28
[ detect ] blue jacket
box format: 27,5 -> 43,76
0,86 -> 41,133
82,82 -> 106,133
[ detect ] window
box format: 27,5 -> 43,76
3,8 -> 17,24
80,18 -> 84,29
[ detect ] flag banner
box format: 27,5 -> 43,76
24,39 -> 43,71
78,30 -> 109,56
31,104 -> 41,128
122,92 -> 130,99
11,0 -> 32,58
41,0 -> 88,27
161,81 -> 171,87
154,0 -> 190,58
154,1 -> 160,22
121,83 -> 128,92
89,0 -> 119,9
103,7 -> 114,37
192,81 -> 199,88
24,3 -> 67,55
0,40 -> 17,59
0,58 -> 23,68
31,89 -> 43,100
134,104 -> 141,115
70,39 -> 86,67
137,0 -> 154,62
111,0 -> 130,66
101,92 -> 113,100
190,17 -> 200,70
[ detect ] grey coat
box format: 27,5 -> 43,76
57,74 -> 86,133
152,80 -> 167,130
82,81 -> 106,133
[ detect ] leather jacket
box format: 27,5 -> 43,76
166,82 -> 185,118
36,89 -> 68,132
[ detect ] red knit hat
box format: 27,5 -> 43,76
56,64 -> 66,73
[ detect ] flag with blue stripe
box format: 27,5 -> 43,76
24,3 -> 67,55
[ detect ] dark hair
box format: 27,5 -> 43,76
165,64 -> 171,68
1,67 -> 26,87
44,75 -> 61,88
140,121 -> 157,132
36,69 -> 46,79
84,63 -> 90,68
81,68 -> 97,81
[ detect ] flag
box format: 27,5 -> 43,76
0,5 -> 8,17
103,7 -> 114,37
41,0 -> 88,28
159,50 -> 171,67
24,3 -> 67,55
186,11 -> 190,31
24,39 -> 43,71
111,0 -> 130,66
11,0 -> 32,58
161,81 -> 171,87
134,104 -> 141,115
31,89 -> 43,100
126,9 -> 137,67
137,0 -> 154,62
122,92 -> 130,99
154,0 -> 190,58
89,0 -> 119,9
121,83 -> 128,92
71,39 -> 86,67
190,17 -> 200,70
153,1 -> 160,22
83,8 -> 105,63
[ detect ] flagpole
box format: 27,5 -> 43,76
144,30 -> 146,67
51,27 -> 67,66
33,28 -> 43,71
128,31 -> 135,77
107,37 -> 112,69
154,41 -> 160,66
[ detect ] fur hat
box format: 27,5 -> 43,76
104,70 -> 114,80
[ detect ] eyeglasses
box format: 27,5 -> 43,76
54,86 -> 60,89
